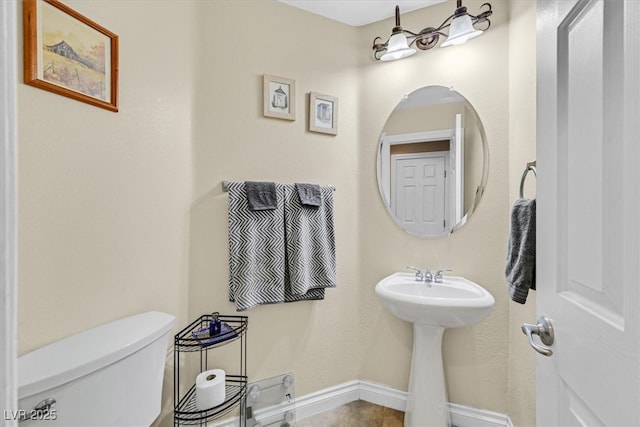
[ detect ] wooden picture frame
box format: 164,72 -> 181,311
23,0 -> 119,112
309,92 -> 338,135
263,74 -> 295,121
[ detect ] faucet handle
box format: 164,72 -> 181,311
434,269 -> 452,283
406,266 -> 424,281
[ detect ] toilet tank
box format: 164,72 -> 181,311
17,311 -> 175,426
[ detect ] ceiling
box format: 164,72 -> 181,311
278,1 -> 447,27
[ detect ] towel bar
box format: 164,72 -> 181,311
519,161 -> 536,198
221,180 -> 335,192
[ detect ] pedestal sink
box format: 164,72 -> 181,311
375,272 -> 495,427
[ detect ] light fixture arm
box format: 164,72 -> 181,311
372,2 -> 493,60
394,5 -> 401,29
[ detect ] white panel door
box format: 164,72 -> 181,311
536,1 -> 640,425
392,154 -> 447,236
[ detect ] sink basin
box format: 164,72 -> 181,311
375,272 -> 495,427
375,272 -> 495,327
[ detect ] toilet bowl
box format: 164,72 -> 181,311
17,311 -> 175,426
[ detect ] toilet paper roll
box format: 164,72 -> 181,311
195,369 -> 226,410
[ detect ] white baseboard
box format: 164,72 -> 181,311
448,402 -> 513,427
358,380 -> 407,412
292,380 -> 361,420
209,380 -> 512,427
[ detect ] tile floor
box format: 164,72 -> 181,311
296,400 -> 404,427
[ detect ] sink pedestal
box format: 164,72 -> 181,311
405,324 -> 451,427
374,273 -> 495,427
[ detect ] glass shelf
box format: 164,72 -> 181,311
246,373 -> 296,427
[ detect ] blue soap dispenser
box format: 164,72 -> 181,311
209,312 -> 222,336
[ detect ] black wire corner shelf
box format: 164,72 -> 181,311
175,314 -> 248,352
174,314 -> 248,426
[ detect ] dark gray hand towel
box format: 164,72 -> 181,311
506,198 -> 536,304
295,183 -> 322,207
245,181 -> 277,211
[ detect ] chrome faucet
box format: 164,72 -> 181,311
434,269 -> 452,283
424,268 -> 434,283
406,266 -> 447,284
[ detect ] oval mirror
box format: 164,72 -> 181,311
376,86 -> 489,239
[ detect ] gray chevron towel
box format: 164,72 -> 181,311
227,181 -> 324,311
285,184 -> 337,295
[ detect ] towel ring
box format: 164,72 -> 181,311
519,162 -> 537,198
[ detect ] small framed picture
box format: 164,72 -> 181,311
23,0 -> 119,112
309,92 -> 338,135
263,74 -> 295,121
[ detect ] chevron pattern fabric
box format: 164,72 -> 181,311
227,181 -> 327,311
285,184 -> 337,295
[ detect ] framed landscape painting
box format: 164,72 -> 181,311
23,0 -> 119,112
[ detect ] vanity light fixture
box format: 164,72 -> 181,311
372,1 -> 493,61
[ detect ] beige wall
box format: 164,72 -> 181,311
16,0 -> 536,425
187,0 -> 363,411
508,1 -> 538,426
384,102 -> 462,134
358,0 -> 511,413
18,0 -> 197,422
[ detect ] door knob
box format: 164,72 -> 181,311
522,316 -> 554,356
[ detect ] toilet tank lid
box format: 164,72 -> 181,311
18,311 -> 176,399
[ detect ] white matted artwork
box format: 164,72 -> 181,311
309,92 -> 338,135
263,74 -> 295,121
